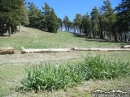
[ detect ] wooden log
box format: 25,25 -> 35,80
121,45 -> 130,48
21,47 -> 71,54
72,47 -> 130,51
0,47 -> 14,54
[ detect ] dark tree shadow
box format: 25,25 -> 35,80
72,33 -> 130,46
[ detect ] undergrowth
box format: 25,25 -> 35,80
20,54 -> 130,91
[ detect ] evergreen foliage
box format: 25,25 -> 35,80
27,2 -> 58,33
91,7 -> 99,38
73,14 -> 83,34
0,0 -> 24,36
115,0 -> 130,41
63,16 -> 70,32
0,0 -> 129,40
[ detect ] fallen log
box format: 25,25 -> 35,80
121,45 -> 130,48
73,47 -> 130,51
21,47 -> 71,54
0,47 -> 14,54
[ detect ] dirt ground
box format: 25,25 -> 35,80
0,51 -> 86,64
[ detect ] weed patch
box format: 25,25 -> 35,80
20,55 -> 130,92
83,54 -> 130,80
21,62 -> 86,91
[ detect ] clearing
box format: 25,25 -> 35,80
0,26 -> 130,97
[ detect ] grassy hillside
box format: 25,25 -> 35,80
0,26 -> 122,50
0,26 -> 130,97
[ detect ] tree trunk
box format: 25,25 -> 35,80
103,31 -> 105,39
68,27 -> 69,32
60,26 -> 62,31
110,31 -> 112,40
114,32 -> 117,41
73,47 -> 130,51
100,29 -> 103,39
120,33 -> 123,42
121,45 -> 130,48
125,32 -> 127,42
0,47 -> 14,54
90,31 -> 92,38
99,22 -> 103,39
21,47 -> 71,54
19,23 -> 21,32
113,27 -> 117,41
8,25 -> 11,37
93,30 -> 95,38
80,28 -> 82,35
74,27 -> 76,34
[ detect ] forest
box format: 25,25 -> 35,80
0,0 -> 130,42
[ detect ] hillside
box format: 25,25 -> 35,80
0,26 -> 130,97
0,26 -> 122,50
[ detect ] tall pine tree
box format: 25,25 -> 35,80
0,0 -> 24,36
115,0 -> 130,41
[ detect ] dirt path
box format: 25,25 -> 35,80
0,51 -> 86,64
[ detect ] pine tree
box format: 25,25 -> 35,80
28,2 -> 41,28
98,7 -> 104,39
91,7 -> 99,38
0,0 -> 23,36
63,16 -> 70,32
42,3 -> 58,33
82,13 -> 91,36
115,0 -> 130,41
47,8 -> 59,33
21,3 -> 29,26
58,18 -> 63,31
73,14 -> 82,34
102,0 -> 115,40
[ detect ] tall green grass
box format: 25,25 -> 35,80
83,54 -> 130,80
21,62 -> 86,91
21,55 -> 130,91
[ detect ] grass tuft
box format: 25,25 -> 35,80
21,62 -> 86,91
20,54 -> 130,92
83,54 -> 130,80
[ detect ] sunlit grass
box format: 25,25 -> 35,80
0,26 -> 130,97
0,26 -> 122,50
0,51 -> 130,97
20,54 -> 130,92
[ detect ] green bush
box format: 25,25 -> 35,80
83,55 -> 130,80
21,55 -> 130,91
21,62 -> 86,91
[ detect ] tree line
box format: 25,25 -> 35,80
61,0 -> 130,41
0,0 -> 130,42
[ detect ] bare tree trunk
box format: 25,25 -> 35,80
68,27 -> 69,32
100,27 -> 103,39
74,27 -> 76,34
114,32 -> 117,41
104,31 -> 106,39
93,30 -> 95,38
8,25 -> 11,37
120,33 -> 123,42
60,26 -> 62,31
21,47 -> 71,54
19,23 -> 21,32
125,32 -> 127,42
99,21 -> 103,39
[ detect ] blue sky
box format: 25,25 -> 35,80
25,0 -> 121,21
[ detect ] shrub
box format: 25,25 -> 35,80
21,62 -> 86,91
21,55 -> 130,91
83,54 -> 130,80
